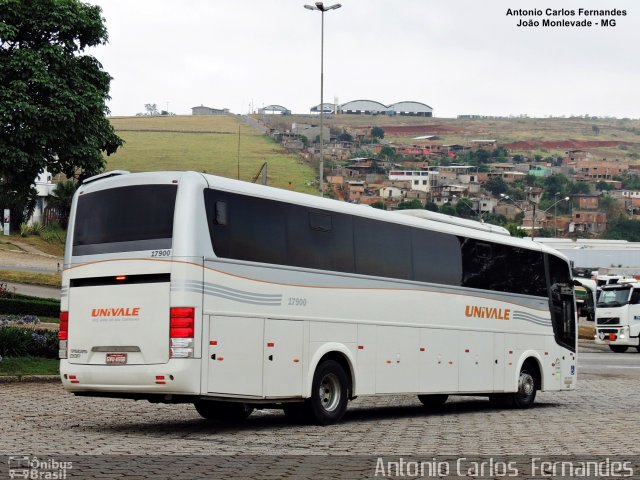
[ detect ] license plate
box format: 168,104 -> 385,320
106,353 -> 127,365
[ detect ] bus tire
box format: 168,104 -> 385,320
609,345 -> 628,353
194,400 -> 253,422
417,394 -> 448,408
511,366 -> 537,409
304,360 -> 348,425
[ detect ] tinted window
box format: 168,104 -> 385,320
547,254 -> 576,352
204,190 -> 286,265
287,206 -> 354,273
412,228 -> 462,285
72,185 -> 177,255
460,238 -> 547,297
354,217 -> 412,280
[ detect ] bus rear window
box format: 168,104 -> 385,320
72,184 -> 177,255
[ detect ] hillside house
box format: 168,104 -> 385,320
345,181 -> 365,203
572,194 -> 600,210
572,211 -> 608,234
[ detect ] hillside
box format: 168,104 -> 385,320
263,115 -> 640,162
105,115 -> 317,194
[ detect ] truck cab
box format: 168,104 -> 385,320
594,281 -> 640,353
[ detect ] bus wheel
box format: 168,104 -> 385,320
304,360 -> 348,425
417,394 -> 448,408
512,367 -> 537,409
609,345 -> 628,353
194,400 -> 254,422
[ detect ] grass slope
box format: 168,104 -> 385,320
107,115 -> 317,194
0,356 -> 59,376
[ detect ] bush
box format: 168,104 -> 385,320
0,297 -> 60,317
41,223 -> 66,244
0,325 -> 58,358
19,222 -> 44,237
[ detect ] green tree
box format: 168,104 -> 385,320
397,199 -> 423,210
46,178 -> 77,227
378,145 -> 396,159
337,130 -> 352,142
371,127 -> 384,139
599,195 -> 621,218
371,201 -> 386,210
424,201 -> 439,212
603,217 -> 640,241
595,180 -> 613,192
484,176 -> 508,196
455,198 -> 476,218
483,213 -> 507,226
0,0 -> 123,229
569,181 -> 591,195
536,227 -> 555,238
506,223 -> 528,238
474,149 -> 491,163
440,202 -> 456,216
543,174 -> 570,200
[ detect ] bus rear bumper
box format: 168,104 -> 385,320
59,358 -> 201,396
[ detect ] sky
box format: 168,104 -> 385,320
89,0 -> 639,118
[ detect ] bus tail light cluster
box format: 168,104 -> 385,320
59,311 -> 69,359
170,307 -> 194,358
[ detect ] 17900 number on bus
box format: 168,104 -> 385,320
288,297 -> 307,307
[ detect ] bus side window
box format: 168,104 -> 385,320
309,212 -> 332,232
631,290 -> 640,304
215,202 -> 227,226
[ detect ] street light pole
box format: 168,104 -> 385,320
304,2 -> 341,197
554,192 -> 559,237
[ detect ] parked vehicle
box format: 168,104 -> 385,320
59,170 -> 577,424
594,282 -> 640,353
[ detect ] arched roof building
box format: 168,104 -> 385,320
258,105 -> 291,115
388,101 -> 433,117
334,100 -> 433,116
338,100 -> 391,115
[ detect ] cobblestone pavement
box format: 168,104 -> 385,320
1,376 -> 638,458
2,373 -> 640,478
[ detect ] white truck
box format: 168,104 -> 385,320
594,281 -> 640,353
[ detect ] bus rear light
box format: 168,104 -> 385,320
59,311 -> 69,358
170,307 -> 195,358
59,311 -> 69,340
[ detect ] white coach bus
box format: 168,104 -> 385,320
59,171 -> 577,425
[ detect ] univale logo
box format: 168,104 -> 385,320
465,305 -> 510,320
92,307 -> 140,317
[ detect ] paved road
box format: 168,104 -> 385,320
1,341 -> 639,478
4,281 -> 60,300
0,249 -> 61,274
578,342 -> 640,376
